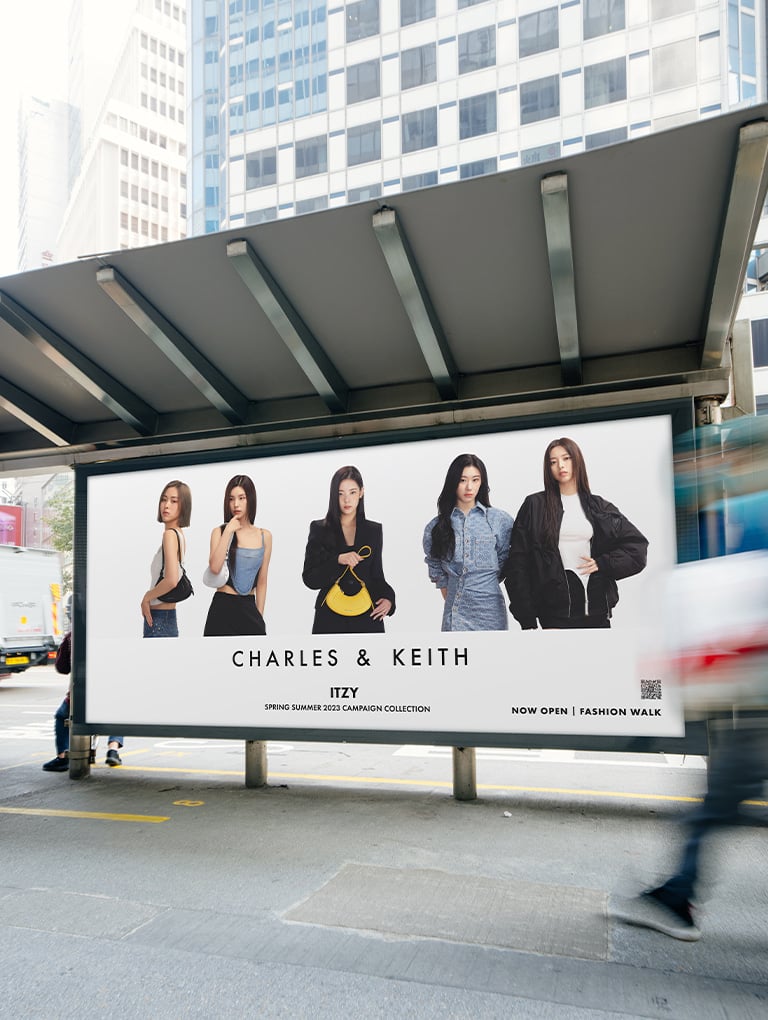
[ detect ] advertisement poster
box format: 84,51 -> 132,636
81,414 -> 683,739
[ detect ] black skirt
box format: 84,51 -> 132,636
204,591 -> 266,636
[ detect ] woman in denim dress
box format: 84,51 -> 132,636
423,454 -> 513,631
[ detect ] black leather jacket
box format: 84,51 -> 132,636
503,491 -> 648,629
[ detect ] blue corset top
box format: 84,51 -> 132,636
230,545 -> 264,595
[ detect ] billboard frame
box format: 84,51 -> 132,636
72,396 -> 709,755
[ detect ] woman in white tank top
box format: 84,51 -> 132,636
504,438 -> 648,629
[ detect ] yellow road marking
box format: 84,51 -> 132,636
117,764 -> 767,807
0,806 -> 168,823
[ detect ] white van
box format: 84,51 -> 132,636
0,545 -> 64,675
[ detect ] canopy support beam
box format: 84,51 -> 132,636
541,173 -> 582,386
96,266 -> 249,426
701,120 -> 768,369
0,291 -> 156,436
372,207 -> 458,401
226,239 -> 348,414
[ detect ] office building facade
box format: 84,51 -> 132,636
188,0 -> 764,235
54,0 -> 189,263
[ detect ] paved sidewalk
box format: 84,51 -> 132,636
2,753 -> 767,1018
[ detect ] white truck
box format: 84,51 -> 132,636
0,545 -> 64,675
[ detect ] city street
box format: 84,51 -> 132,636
1,667 -> 767,1018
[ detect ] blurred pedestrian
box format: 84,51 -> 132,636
612,417 -> 768,940
42,632 -> 126,772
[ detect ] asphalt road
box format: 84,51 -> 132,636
1,667 -> 767,1019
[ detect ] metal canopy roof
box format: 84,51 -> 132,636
2,104 -> 767,473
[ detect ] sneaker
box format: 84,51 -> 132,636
42,756 -> 69,772
105,749 -> 122,767
611,889 -> 701,941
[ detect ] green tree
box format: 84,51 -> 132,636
45,482 -> 74,591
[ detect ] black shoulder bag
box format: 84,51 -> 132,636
156,530 -> 194,603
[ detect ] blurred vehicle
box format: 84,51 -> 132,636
0,545 -> 64,677
666,415 -> 768,715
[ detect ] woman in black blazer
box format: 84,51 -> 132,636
302,465 -> 396,634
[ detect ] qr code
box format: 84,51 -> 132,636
640,678 -> 662,700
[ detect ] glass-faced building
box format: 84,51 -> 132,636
187,0 -> 764,235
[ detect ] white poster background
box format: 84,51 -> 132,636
84,415 -> 683,737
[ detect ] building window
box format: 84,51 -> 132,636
402,107 -> 438,152
752,319 -> 768,366
459,91 -> 497,138
347,122 -> 381,166
460,157 -> 497,179
653,38 -> 697,92
401,43 -> 436,90
346,0 -> 379,43
583,0 -> 625,40
402,171 -> 438,191
518,8 -> 558,58
246,147 -> 277,188
296,195 -> 329,214
401,0 -> 435,26
458,0 -> 490,7
458,27 -> 496,74
585,126 -> 627,149
584,57 -> 626,108
348,183 -> 382,203
246,208 -> 277,225
521,141 -> 561,165
347,59 -> 380,104
520,75 -> 560,124
295,135 -> 328,177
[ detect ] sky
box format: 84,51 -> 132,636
0,1 -> 70,277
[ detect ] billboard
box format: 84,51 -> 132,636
77,413 -> 683,742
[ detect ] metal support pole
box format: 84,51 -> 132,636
244,740 -> 268,788
452,746 -> 477,801
68,733 -> 92,780
694,396 -> 725,558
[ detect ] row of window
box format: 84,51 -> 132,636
119,149 -> 187,188
119,181 -> 176,211
347,0 -> 627,44
140,93 -> 186,123
241,66 -> 641,190
242,96 -> 495,188
154,0 -> 185,22
107,115 -> 181,154
139,32 -> 185,65
345,27 -> 494,103
140,64 -> 185,95
119,214 -> 177,240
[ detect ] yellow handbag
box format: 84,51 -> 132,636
323,546 -> 373,616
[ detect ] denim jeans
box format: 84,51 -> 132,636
55,696 -> 123,754
143,608 -> 178,637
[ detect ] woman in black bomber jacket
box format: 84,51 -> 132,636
302,465 -> 396,634
503,438 -> 648,629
